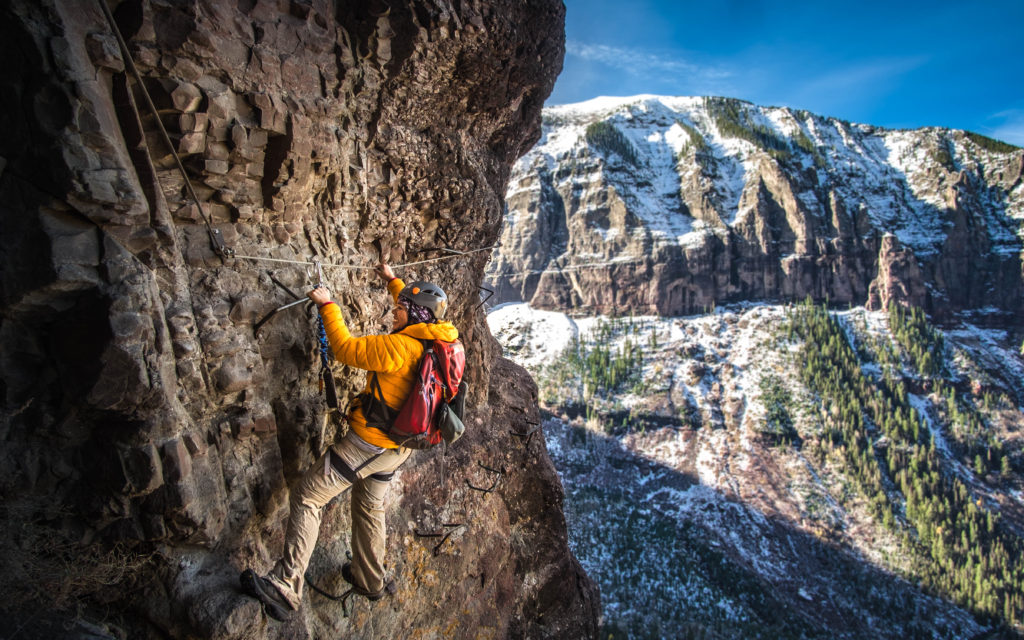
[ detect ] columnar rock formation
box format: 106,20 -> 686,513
0,1 -> 599,638
487,96 -> 1024,325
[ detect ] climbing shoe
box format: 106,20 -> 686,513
240,569 -> 294,621
341,562 -> 394,601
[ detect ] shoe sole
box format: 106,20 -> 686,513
240,570 -> 294,622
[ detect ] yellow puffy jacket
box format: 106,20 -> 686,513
318,277 -> 459,448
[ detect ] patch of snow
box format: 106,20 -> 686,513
486,303 -> 577,371
908,394 -> 951,458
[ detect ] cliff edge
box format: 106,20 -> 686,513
0,1 -> 599,638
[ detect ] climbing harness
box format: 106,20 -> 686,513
97,0 -> 232,260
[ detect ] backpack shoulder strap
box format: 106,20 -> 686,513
421,339 -> 439,370
368,370 -> 385,404
361,338 -> 432,426
360,371 -> 394,427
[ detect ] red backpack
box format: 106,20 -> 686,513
360,339 -> 467,449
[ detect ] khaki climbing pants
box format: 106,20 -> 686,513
266,431 -> 411,610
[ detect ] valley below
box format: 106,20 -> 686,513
489,301 -> 1024,638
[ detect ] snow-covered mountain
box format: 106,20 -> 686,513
486,96 -> 1024,324
485,96 -> 1024,638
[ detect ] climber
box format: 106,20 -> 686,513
240,263 -> 459,621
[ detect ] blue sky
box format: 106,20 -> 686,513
550,0 -> 1024,145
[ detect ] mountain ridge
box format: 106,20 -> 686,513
487,95 -> 1024,330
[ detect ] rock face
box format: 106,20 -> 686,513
487,96 -> 1024,325
0,1 -> 599,638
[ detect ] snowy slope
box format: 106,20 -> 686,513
506,95 -> 1024,259
488,302 -> 1024,637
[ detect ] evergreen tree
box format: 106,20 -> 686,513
788,299 -> 1024,626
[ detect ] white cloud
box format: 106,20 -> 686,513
566,40 -> 731,84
